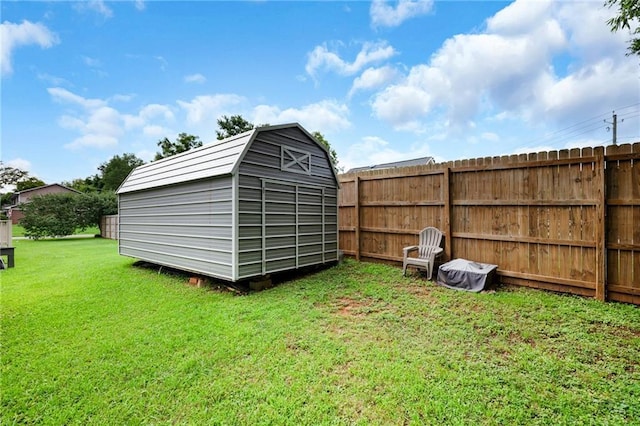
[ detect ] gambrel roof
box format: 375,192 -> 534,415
117,123 -> 337,194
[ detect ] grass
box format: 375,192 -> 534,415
11,224 -> 100,238
2,239 -> 639,425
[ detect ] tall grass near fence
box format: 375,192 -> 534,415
1,238 -> 639,424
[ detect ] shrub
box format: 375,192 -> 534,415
20,192 -> 117,239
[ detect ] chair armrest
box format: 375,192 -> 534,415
403,245 -> 419,256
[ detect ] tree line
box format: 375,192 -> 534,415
2,116 -> 338,238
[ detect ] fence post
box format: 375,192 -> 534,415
355,176 -> 361,261
595,147 -> 606,301
443,167 -> 452,260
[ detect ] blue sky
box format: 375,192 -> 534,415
2,0 -> 639,185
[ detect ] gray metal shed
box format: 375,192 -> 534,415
116,123 -> 339,282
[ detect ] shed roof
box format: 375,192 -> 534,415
117,123 -> 337,194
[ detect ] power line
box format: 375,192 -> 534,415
520,105 -> 640,148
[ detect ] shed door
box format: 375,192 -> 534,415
262,179 -> 326,275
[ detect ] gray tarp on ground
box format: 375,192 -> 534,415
436,258 -> 498,292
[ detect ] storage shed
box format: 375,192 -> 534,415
117,123 -> 339,282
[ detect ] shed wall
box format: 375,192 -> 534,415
119,177 -> 234,280
236,127 -> 338,279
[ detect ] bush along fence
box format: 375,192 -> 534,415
338,143 -> 639,305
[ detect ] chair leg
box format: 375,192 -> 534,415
403,261 -> 407,277
427,262 -> 433,281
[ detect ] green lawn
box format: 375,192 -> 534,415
2,239 -> 639,424
11,224 -> 100,238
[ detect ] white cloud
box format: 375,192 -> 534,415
486,0 -> 553,35
140,104 -> 174,121
123,104 -> 174,129
143,125 -> 170,137
134,1 -> 146,11
82,56 -> 101,68
62,106 -> 123,149
48,87 -> 106,109
65,134 -> 119,150
177,94 -> 247,125
74,1 -> 114,18
349,65 -> 400,97
6,158 -> 32,172
185,73 -> 206,84
47,87 -> 176,150
306,41 -> 397,78
370,0 -> 434,28
37,73 -> 71,86
251,100 -> 351,133
369,0 -> 636,136
155,56 -> 168,71
111,93 -> 135,103
1,20 -> 59,76
372,83 -> 432,130
481,132 -> 500,142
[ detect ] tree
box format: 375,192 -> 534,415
20,192 -> 118,239
16,177 -> 46,192
155,133 -> 203,160
74,191 -> 118,232
606,0 -> 640,56
98,153 -> 144,191
62,175 -> 103,193
216,115 -> 255,140
311,131 -> 340,170
21,193 -> 78,238
0,162 -> 28,190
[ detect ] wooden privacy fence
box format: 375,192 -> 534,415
338,143 -> 639,305
100,215 -> 118,240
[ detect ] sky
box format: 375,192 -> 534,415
2,0 -> 639,185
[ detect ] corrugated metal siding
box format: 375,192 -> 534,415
117,132 -> 254,194
119,178 -> 234,280
236,126 -> 339,279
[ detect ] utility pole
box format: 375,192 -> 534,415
604,111 -> 622,145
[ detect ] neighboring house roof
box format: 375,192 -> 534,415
10,183 -> 81,207
13,183 -> 80,197
117,123 -> 338,194
347,156 -> 435,173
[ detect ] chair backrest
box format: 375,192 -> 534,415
418,227 -> 443,258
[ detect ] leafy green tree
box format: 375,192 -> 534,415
16,177 -> 46,192
216,115 -> 255,140
21,193 -> 78,238
21,192 -> 118,238
74,191 -> 118,232
0,162 -> 28,190
63,175 -> 103,193
98,153 -> 144,191
155,133 -> 203,160
606,0 -> 640,56
311,131 -> 340,170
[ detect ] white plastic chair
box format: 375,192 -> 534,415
402,227 -> 444,279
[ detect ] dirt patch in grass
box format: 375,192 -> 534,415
334,297 -> 375,317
